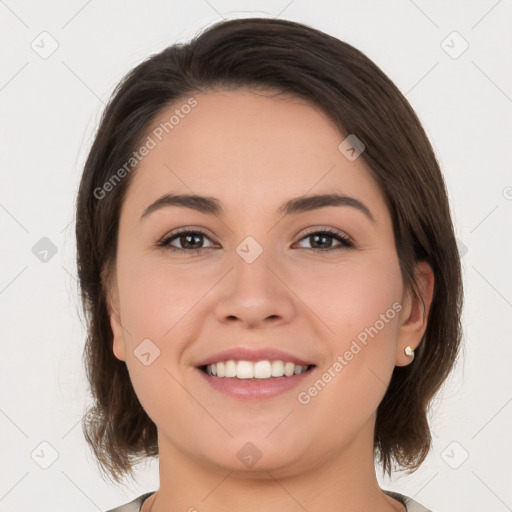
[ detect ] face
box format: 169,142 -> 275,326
106,89 -> 431,476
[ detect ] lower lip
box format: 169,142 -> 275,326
196,367 -> 316,400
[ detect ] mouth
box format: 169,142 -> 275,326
197,361 -> 316,380
195,361 -> 317,400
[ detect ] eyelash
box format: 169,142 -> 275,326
157,227 -> 354,255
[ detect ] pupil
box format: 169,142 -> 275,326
312,234 -> 330,249
180,234 -> 333,250
183,234 -> 201,249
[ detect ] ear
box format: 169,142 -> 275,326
102,263 -> 126,362
395,261 -> 434,367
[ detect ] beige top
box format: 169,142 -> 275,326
105,489 -> 434,511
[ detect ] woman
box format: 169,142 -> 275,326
76,17 -> 463,512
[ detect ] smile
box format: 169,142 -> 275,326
202,359 -> 314,379
197,361 -> 316,400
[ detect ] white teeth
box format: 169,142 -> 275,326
225,360 -> 237,377
271,360 -> 284,377
204,360 -> 311,379
255,361 -> 272,378
285,361 -> 296,376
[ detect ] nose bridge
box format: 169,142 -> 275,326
213,233 -> 295,326
231,233 -> 280,295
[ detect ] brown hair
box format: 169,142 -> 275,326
76,17 -> 463,485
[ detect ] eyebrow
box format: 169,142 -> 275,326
140,192 -> 375,223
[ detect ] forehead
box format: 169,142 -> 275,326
122,89 -> 386,220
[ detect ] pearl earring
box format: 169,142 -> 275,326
404,345 -> 415,361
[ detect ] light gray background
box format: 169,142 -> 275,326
1,1 -> 511,511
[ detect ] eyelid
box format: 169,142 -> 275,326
158,225 -> 355,254
160,225 -> 352,244
159,226 -> 217,244
296,226 -> 352,243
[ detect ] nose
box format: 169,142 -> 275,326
213,246 -> 296,329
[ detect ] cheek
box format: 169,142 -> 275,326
114,252 -> 207,426
114,249 -> 216,406
293,252 -> 403,340
116,250 -> 211,344
286,255 -> 404,454
298,252 -> 403,395
291,260 -> 403,438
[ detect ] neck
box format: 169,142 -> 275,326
145,413 -> 405,512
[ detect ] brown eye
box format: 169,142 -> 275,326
295,229 -> 353,252
158,227 -> 354,255
159,230 -> 216,253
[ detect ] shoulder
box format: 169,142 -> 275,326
383,489 -> 435,512
105,492 -> 156,512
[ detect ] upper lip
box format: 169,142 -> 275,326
195,346 -> 316,368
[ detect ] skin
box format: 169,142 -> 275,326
106,89 -> 434,512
